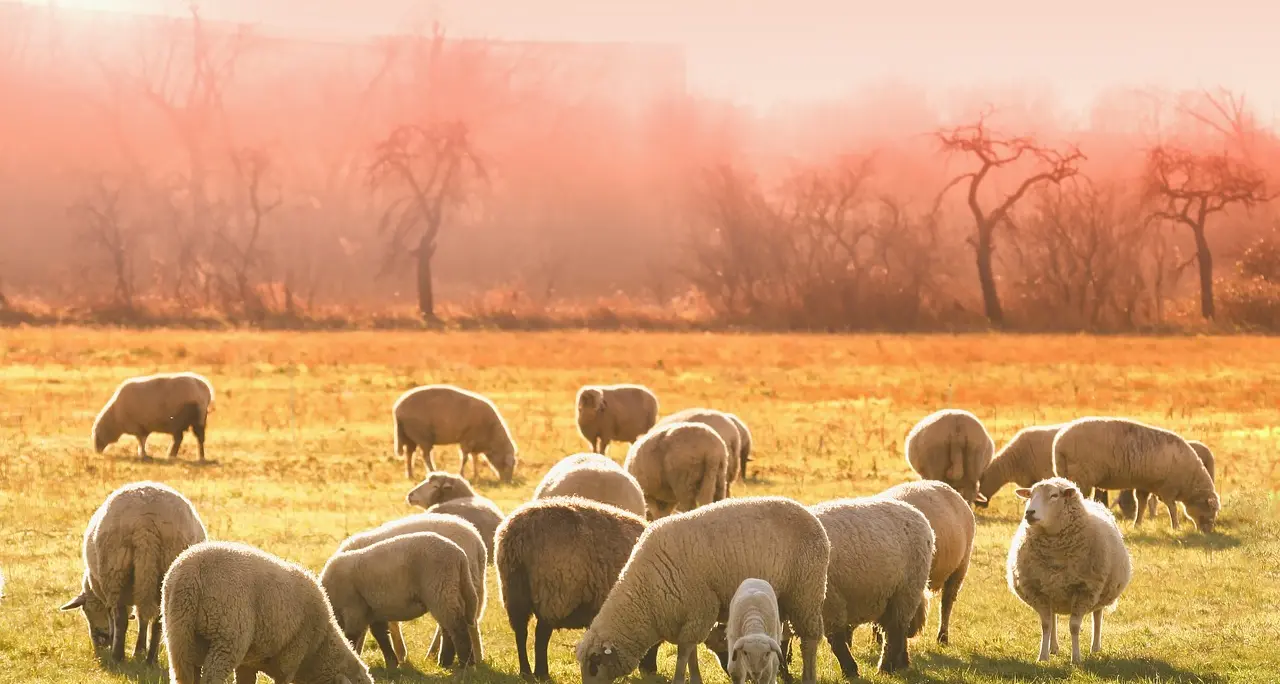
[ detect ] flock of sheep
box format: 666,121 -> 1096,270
62,371 -> 1223,683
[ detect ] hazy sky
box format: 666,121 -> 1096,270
30,0 -> 1280,116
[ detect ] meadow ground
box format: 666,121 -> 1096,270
1,328 -> 1278,683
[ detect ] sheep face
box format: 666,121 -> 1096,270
727,634 -> 782,684
577,636 -> 630,684
488,439 -> 518,483
319,571 -> 369,650
577,388 -> 605,419
1016,478 -> 1082,534
90,410 -> 122,454
1185,494 -> 1220,533
60,583 -> 112,650
406,472 -> 472,508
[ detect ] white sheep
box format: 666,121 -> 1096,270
904,409 -> 994,506
1007,477 -> 1132,664
976,424 -> 1063,505
92,372 -> 214,462
878,480 -> 974,645
162,540 -> 372,684
337,512 -> 487,666
726,412 -> 754,479
624,421 -> 728,520
576,384 -> 660,455
1053,417 -> 1220,532
807,497 -> 934,677
577,496 -> 830,684
495,496 -> 656,680
61,481 -> 207,664
655,408 -> 743,493
1121,438 -> 1217,524
406,471 -> 505,562
725,579 -> 783,684
533,452 -> 647,517
321,532 -> 482,670
393,384 -> 519,482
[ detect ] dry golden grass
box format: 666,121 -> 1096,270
1,328 -> 1278,683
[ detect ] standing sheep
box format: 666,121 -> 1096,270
533,452 -> 647,517
1007,477 -> 1132,664
576,384 -> 660,455
726,413 -> 754,480
162,541 -> 372,684
624,421 -> 728,521
92,372 -> 214,462
321,532 -> 482,670
406,471 -> 505,562
725,579 -> 783,684
576,496 -> 830,684
394,384 -> 519,482
655,408 -> 743,494
1053,417 -> 1220,532
807,498 -> 934,677
878,480 -> 974,645
495,496 -> 657,680
337,513 -> 487,666
905,409 -> 994,506
1119,438 -> 1217,523
976,424 -> 1063,506
61,481 -> 207,664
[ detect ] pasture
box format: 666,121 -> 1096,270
0,328 -> 1277,683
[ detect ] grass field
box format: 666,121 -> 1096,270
1,328 -> 1278,683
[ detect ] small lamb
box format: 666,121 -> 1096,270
725,579 -> 783,684
1007,478 -> 1132,665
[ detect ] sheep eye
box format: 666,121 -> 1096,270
1050,493 -> 1059,499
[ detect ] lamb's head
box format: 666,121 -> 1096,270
406,472 -> 475,508
1184,491 -> 1220,534
60,575 -> 112,649
315,617 -> 374,684
727,634 -> 783,684
91,404 -> 122,454
1016,477 -> 1082,534
577,387 -> 606,419
577,629 -> 636,684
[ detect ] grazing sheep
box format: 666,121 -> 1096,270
1007,477 -> 1132,664
624,421 -> 728,520
976,424 -> 1063,506
576,496 -> 830,684
533,452 -> 647,517
726,413 -> 754,480
878,480 -> 974,645
495,496 -> 658,680
905,409 -> 994,505
725,579 -> 783,684
1120,438 -> 1217,523
393,384 -> 519,482
656,408 -> 743,493
1053,417 -> 1220,532
92,372 -> 214,462
337,513 -> 487,666
162,541 -> 372,684
807,498 -> 933,677
406,471 -> 505,562
321,532 -> 482,670
577,384 -> 660,455
61,481 -> 207,664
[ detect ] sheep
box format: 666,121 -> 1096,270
976,424 -> 1063,506
337,513 -> 487,666
495,496 -> 659,680
91,372 -> 214,462
726,412 -> 754,480
1119,438 -> 1217,523
877,480 -> 974,645
406,471 -> 505,562
576,496 -> 830,684
321,532 -> 482,670
1053,417 -> 1220,532
904,409 -> 994,506
623,421 -> 728,521
576,384 -> 660,455
806,497 -> 933,677
533,452 -> 647,517
1007,477 -> 1132,664
655,408 -> 743,493
60,481 -> 207,664
724,579 -> 783,684
393,384 -> 519,482
162,540 -> 372,684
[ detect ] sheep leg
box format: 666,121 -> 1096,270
168,430 -> 184,459
371,621 -> 399,668
533,619 -> 554,680
878,625 -> 908,674
1135,495 -> 1148,526
448,622 -> 475,667
1146,493 -> 1158,518
1050,613 -> 1059,654
426,627 -> 443,659
137,434 -> 150,460
599,438 -> 611,455
688,644 -> 704,684
146,617 -> 162,664
199,644 -> 245,684
639,643 -> 660,674
939,570 -> 964,645
438,631 -> 457,668
109,601 -> 130,662
235,667 -> 258,684
473,453 -> 482,482
672,642 -> 696,684
388,621 -> 407,664
193,420 -> 207,463
420,441 -> 436,474
1069,613 -> 1083,664
512,615 -> 532,679
825,626 -> 858,678
1091,609 -> 1103,653
1037,610 -> 1053,661
132,617 -> 148,661
1165,498 -> 1180,530
799,634 -> 820,684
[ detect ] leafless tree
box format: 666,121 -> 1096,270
210,148 -> 280,317
937,113 -> 1085,326
71,178 -> 144,310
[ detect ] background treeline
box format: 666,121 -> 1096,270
2,4 -> 1279,331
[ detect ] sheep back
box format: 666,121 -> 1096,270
905,409 -> 993,505
534,453 -> 647,517
978,424 -> 1062,504
656,408 -> 743,485
877,481 -> 973,594
624,421 -> 728,519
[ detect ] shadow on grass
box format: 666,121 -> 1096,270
369,661 -> 530,683
904,650 -> 1226,683
95,652 -> 166,683
1123,530 -> 1242,551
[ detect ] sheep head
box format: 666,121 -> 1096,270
1016,477 -> 1082,534
727,634 -> 783,684
60,575 -> 112,650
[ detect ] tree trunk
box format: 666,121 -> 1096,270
416,236 -> 437,320
1192,225 -> 1215,320
974,222 -> 1005,326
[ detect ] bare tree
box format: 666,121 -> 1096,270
368,122 -> 485,320
210,148 -> 280,317
937,114 -> 1084,326
71,178 -> 144,311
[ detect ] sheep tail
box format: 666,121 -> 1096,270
699,451 -> 724,506
946,436 -> 965,481
131,527 -> 163,623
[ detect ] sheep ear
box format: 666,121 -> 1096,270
1014,488 -> 1032,500
769,638 -> 783,659
60,593 -> 87,611
974,492 -> 989,505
